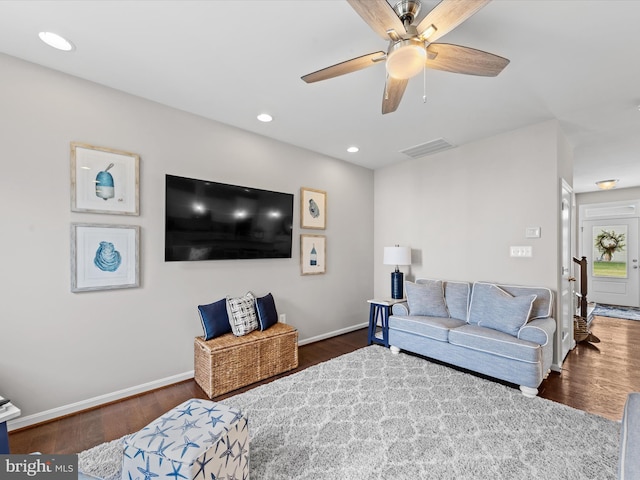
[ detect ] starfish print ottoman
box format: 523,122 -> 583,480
121,398 -> 249,480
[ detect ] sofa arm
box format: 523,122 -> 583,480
392,302 -> 409,316
619,392 -> 640,479
517,317 -> 556,346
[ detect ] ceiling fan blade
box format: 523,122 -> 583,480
382,77 -> 409,114
426,43 -> 509,76
417,0 -> 491,42
346,0 -> 406,39
302,51 -> 385,83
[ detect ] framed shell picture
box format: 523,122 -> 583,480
71,223 -> 140,292
71,142 -> 140,215
300,187 -> 326,229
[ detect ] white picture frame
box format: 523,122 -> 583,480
71,142 -> 140,215
71,223 -> 140,292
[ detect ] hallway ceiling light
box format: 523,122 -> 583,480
347,146 -> 359,153
595,179 -> 619,190
257,113 -> 273,122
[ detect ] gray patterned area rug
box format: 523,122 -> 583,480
79,346 -> 620,480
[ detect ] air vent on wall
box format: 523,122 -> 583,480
400,138 -> 454,159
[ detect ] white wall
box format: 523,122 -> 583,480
375,120 -> 565,290
0,54 -> 374,424
374,120 -> 571,364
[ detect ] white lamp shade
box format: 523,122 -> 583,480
383,246 -> 411,266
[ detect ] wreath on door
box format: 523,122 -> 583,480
594,229 -> 626,261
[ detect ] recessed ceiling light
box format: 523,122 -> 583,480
257,113 -> 273,122
347,146 -> 359,153
38,31 -> 75,51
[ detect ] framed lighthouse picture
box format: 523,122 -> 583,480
71,142 -> 140,215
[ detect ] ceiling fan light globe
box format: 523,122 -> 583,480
386,40 -> 426,79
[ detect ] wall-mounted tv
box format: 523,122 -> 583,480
165,174 -> 294,261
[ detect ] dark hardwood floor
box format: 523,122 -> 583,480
9,316 -> 640,455
539,315 -> 640,420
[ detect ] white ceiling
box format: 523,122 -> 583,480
1,0 -> 639,193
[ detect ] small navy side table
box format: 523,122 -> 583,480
0,397 -> 20,454
367,298 -> 404,347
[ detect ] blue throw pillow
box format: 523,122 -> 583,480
198,298 -> 232,340
256,293 -> 278,331
469,284 -> 536,336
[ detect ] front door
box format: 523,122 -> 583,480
582,217 -> 640,307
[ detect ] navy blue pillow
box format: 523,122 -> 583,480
256,293 -> 278,331
198,298 -> 231,340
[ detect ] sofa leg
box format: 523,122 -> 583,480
389,346 -> 401,355
544,369 -> 551,379
519,386 -> 538,397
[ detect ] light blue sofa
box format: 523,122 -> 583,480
388,279 -> 556,397
619,392 -> 640,479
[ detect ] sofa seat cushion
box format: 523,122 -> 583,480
389,315 -> 466,342
448,324 -> 541,364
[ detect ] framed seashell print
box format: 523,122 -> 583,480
71,142 -> 140,215
300,187 -> 326,229
71,223 -> 140,292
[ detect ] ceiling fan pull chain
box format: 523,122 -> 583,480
423,64 -> 427,103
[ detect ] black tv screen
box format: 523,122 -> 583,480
165,175 -> 293,261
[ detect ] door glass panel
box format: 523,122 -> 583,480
592,225 -> 628,278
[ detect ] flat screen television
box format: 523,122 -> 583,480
165,174 -> 294,261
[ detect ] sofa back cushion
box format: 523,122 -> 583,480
468,284 -> 537,336
416,279 -> 471,321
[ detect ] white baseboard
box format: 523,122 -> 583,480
297,322 -> 368,346
9,323 -> 368,431
8,371 -> 195,431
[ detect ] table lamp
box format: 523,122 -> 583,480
383,245 -> 412,299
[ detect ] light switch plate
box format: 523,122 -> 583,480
525,227 -> 541,238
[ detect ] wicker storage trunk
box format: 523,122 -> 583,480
194,322 -> 298,398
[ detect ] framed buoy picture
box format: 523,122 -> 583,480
301,234 -> 326,275
71,223 -> 140,292
71,142 -> 140,215
300,187 -> 326,229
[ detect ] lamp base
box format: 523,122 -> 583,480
391,271 -> 404,299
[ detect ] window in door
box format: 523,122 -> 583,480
592,225 -> 627,278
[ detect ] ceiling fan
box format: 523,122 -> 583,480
301,0 -> 509,114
